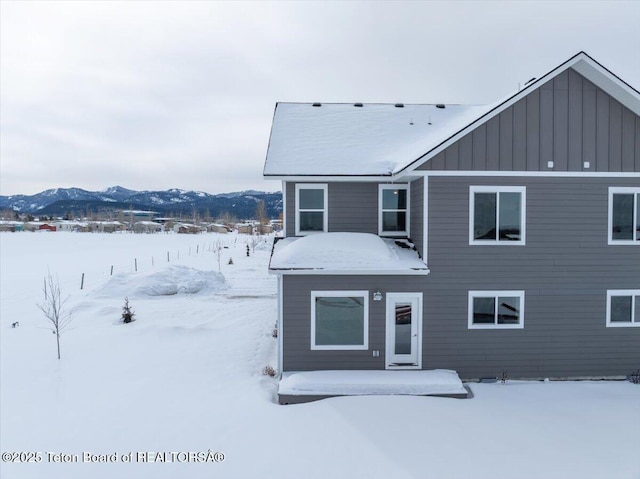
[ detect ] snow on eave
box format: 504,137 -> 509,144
268,233 -> 428,274
396,51 -> 640,176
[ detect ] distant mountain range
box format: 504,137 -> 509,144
0,186 -> 282,219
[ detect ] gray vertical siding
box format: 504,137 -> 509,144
418,68 -> 640,172
282,176 -> 640,379
409,177 -> 424,257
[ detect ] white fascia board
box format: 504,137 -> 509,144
398,52 -> 640,176
277,274 -> 283,376
413,171 -> 640,178
571,55 -> 640,116
269,268 -> 430,276
264,175 -> 392,182
423,176 -> 428,265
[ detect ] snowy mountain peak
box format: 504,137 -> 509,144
0,186 -> 282,218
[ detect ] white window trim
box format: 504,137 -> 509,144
606,289 -> 640,327
608,187 -> 639,245
295,184 -> 328,236
468,290 -> 525,329
378,184 -> 410,236
311,291 -> 369,350
469,186 -> 526,245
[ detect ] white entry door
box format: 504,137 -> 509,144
386,293 -> 422,368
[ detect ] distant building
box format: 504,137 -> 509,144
133,221 -> 164,234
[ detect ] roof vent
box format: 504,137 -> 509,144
435,104 -> 445,109
354,103 -> 363,107
394,103 -> 404,108
312,103 -> 321,107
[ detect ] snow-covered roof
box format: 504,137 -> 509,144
264,52 -> 640,178
269,232 -> 428,274
264,102 -> 493,177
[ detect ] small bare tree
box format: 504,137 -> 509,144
37,274 -> 73,359
214,239 -> 224,272
254,200 -> 268,235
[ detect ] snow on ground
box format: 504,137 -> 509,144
1,232 -> 639,479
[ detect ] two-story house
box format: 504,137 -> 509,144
263,52 -> 640,403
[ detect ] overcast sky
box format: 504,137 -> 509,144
1,1 -> 639,196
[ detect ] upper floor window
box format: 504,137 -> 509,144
608,187 -> 639,245
470,186 -> 526,245
295,184 -> 328,235
468,290 -> 525,329
606,290 -> 640,327
379,185 -> 409,236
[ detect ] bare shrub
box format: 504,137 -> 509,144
37,273 -> 73,359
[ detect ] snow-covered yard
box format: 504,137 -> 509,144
1,232 -> 638,479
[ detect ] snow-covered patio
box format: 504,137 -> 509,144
279,369 -> 469,404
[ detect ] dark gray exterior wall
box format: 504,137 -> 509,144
285,181 -> 414,240
418,68 -> 640,172
282,176 -> 640,379
424,175 -> 639,379
409,177 -> 424,257
282,275 -> 420,371
285,181 -> 295,237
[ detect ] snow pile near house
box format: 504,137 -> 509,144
279,370 -> 467,396
94,265 -> 227,298
269,232 -> 428,272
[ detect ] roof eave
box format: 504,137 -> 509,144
263,173 -> 394,182
268,267 -> 431,276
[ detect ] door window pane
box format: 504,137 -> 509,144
473,297 -> 495,324
612,194 -> 634,240
394,302 -> 412,354
299,189 -> 325,209
315,296 -> 365,346
499,192 -> 521,241
497,296 -> 520,324
611,296 -> 632,322
474,193 -> 497,240
635,296 -> 639,323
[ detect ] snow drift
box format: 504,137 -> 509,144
94,265 -> 227,298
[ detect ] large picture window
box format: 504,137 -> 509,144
311,291 -> 369,350
606,290 -> 640,327
379,185 -> 409,236
470,186 -> 526,245
296,184 -> 328,235
608,187 -> 640,245
468,291 -> 525,329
